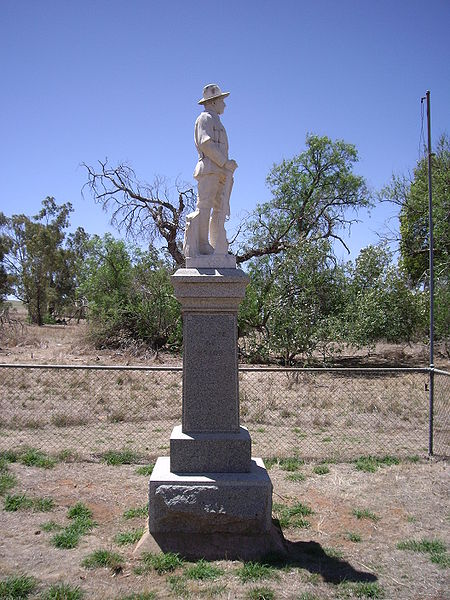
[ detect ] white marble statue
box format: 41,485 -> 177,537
184,84 -> 238,263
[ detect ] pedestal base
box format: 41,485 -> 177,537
146,456 -> 276,560
149,457 -> 272,533
170,425 -> 251,473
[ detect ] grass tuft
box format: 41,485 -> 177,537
0,472 -> 17,496
19,447 -> 56,469
135,464 -> 154,476
67,503 -> 92,520
123,505 -> 148,519
278,457 -> 304,472
50,503 -> 96,549
352,508 -> 380,522
245,586 -> 275,600
4,493 -> 54,512
397,537 -> 448,568
236,562 -> 279,583
347,532 -> 362,543
40,582 -> 84,599
273,502 -> 313,529
81,549 -> 123,572
166,575 -> 190,598
313,464 -> 330,475
102,449 -> 140,466
355,455 -> 400,473
338,581 -> 385,598
41,520 -> 62,532
184,559 -> 224,580
137,552 -> 184,575
285,472 -> 305,482
0,574 -> 36,598
114,528 -> 144,546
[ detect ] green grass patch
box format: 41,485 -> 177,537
184,559 -> 224,581
81,549 -> 124,572
338,581 -> 385,598
0,450 -> 19,463
135,464 -> 154,476
50,504 -> 96,549
347,532 -> 362,543
67,503 -> 92,520
41,520 -> 62,532
0,471 -> 17,496
353,508 -> 380,522
102,449 -> 140,465
136,552 -> 184,575
40,582 -> 84,599
262,457 -> 278,470
123,505 -> 148,519
323,547 -> 344,559
355,455 -> 400,473
4,493 -> 54,512
273,502 -> 313,529
236,562 -> 279,583
114,528 -> 144,546
245,586 -> 275,600
285,472 -> 306,482
19,448 -> 56,469
278,457 -> 304,472
0,574 -> 36,598
166,575 -> 190,598
313,464 -> 330,475
397,538 -> 448,568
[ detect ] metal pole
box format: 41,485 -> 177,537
426,90 -> 435,456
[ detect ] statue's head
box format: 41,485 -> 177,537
198,84 -> 229,114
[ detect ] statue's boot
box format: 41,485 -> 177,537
198,208 -> 214,255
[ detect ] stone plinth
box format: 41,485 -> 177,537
172,268 -> 249,434
143,265 -> 275,560
149,457 -> 272,534
170,425 -> 251,473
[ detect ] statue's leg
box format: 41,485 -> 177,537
210,208 -> 228,254
197,175 -> 219,255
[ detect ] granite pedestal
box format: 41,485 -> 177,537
141,267 -> 275,560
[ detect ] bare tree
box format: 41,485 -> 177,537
82,160 -> 196,266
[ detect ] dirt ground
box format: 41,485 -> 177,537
0,457 -> 448,599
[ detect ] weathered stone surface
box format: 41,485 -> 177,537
149,457 -> 272,535
185,254 -> 236,269
183,312 -> 239,432
170,425 -> 251,473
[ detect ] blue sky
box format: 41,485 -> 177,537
1,0 -> 449,261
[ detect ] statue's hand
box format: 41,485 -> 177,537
225,159 -> 238,172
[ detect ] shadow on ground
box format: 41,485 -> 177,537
266,520 -> 377,584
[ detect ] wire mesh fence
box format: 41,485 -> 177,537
1,363 -> 440,462
434,369 -> 450,457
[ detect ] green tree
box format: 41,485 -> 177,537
1,198 -> 83,324
235,134 -> 371,263
381,133 -> 449,340
79,235 -> 181,351
340,244 -> 425,348
239,241 -> 346,364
